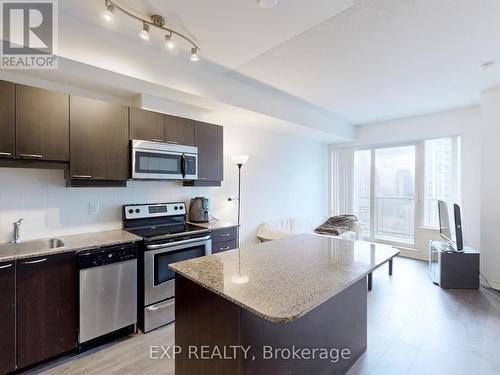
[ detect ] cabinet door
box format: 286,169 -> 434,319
16,85 -> 69,161
0,261 -> 16,374
0,81 -> 15,158
194,121 -> 223,182
17,253 -> 77,368
129,107 -> 164,142
70,96 -> 129,180
164,115 -> 195,146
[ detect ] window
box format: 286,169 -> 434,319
374,145 -> 416,245
354,145 -> 416,246
422,137 -> 461,228
353,150 -> 371,239
350,137 -> 461,246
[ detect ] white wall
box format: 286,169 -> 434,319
0,124 -> 328,245
479,88 -> 500,290
333,106 -> 482,259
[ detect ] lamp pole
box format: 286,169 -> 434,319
237,163 -> 242,226
230,155 -> 249,284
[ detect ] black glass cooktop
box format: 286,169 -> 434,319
126,223 -> 209,240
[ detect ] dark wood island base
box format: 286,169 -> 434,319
175,274 -> 368,375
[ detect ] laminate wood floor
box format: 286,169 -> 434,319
28,257 -> 500,375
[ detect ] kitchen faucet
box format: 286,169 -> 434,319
11,218 -> 24,243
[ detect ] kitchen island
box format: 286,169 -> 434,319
170,234 -> 399,375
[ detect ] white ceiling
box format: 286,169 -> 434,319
15,0 -> 500,139
61,0 -> 355,68
237,0 -> 500,124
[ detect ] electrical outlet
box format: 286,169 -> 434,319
89,201 -> 100,215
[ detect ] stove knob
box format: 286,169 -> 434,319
135,209 -> 141,213
128,209 -> 134,214
174,206 -> 178,210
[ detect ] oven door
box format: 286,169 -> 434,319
144,235 -> 211,306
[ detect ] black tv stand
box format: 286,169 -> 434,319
428,240 -> 479,289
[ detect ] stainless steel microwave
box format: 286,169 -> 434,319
131,140 -> 198,180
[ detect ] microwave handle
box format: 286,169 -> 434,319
181,153 -> 186,178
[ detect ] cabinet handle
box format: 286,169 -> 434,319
22,258 -> 47,265
149,139 -> 163,143
220,233 -> 231,237
219,246 -> 231,251
0,152 -> 12,157
0,263 -> 13,269
165,140 -> 179,144
19,153 -> 43,159
198,178 -> 207,180
72,175 -> 93,179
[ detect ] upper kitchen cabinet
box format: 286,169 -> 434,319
184,121 -> 223,187
0,261 -> 16,375
129,108 -> 195,146
129,107 -> 164,142
164,114 -> 195,146
70,96 -> 129,182
0,81 -> 15,158
16,85 -> 69,161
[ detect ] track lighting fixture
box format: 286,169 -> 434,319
103,0 -> 199,61
190,47 -> 199,62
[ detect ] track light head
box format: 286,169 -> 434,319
258,0 -> 279,8
138,23 -> 151,41
190,47 -> 199,62
103,1 -> 114,21
165,34 -> 175,49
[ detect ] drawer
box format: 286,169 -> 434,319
144,298 -> 175,333
211,226 -> 238,244
212,240 -> 237,254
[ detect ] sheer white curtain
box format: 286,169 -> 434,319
330,147 -> 354,216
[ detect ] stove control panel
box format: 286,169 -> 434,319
124,202 -> 186,220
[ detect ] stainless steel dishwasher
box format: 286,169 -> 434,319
78,243 -> 138,349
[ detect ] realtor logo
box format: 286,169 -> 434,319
1,0 -> 58,69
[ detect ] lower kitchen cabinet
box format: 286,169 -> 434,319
0,261 -> 16,375
211,227 -> 239,254
16,253 -> 77,369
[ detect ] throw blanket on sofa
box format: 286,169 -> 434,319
314,215 -> 358,236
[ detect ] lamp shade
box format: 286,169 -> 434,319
232,154 -> 249,166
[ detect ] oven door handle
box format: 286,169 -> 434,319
146,235 -> 211,250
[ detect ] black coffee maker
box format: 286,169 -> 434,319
188,197 -> 211,223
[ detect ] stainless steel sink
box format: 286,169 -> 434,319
0,238 -> 65,253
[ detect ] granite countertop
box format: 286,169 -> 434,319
188,221 -> 239,230
170,233 -> 399,323
0,229 -> 142,263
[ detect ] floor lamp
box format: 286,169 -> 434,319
229,154 -> 249,284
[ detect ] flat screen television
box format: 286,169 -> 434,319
437,200 -> 463,252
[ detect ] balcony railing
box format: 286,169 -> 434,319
354,196 -> 415,245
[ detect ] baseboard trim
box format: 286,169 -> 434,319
394,249 -> 428,261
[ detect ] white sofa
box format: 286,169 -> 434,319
256,216 -> 361,242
